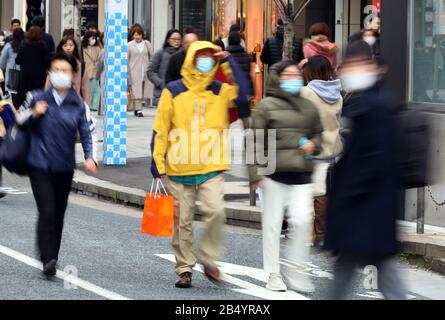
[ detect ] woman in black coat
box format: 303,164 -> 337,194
325,42 -> 406,300
226,31 -> 253,97
15,26 -> 50,107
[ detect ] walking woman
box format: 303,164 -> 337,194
300,55 -> 343,247
0,28 -> 24,107
128,24 -> 154,117
148,29 -> 182,107
15,53 -> 97,278
15,26 -> 50,107
250,61 -> 322,293
303,23 -> 338,69
45,36 -> 91,106
81,31 -> 101,111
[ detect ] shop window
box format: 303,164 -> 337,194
411,0 -> 445,103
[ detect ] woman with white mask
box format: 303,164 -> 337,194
81,31 -> 101,111
15,53 -> 97,279
360,29 -> 380,62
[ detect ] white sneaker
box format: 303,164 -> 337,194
266,273 -> 287,292
283,273 -> 315,293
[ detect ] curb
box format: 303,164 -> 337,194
71,175 -> 262,230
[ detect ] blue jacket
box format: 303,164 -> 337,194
16,88 -> 93,172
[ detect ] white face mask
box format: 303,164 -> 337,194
363,36 -> 377,47
340,72 -> 379,92
50,72 -> 73,90
89,39 -> 97,46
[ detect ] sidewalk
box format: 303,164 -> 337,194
72,108 -> 445,273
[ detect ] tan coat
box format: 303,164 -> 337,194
128,40 -> 154,100
300,85 -> 343,160
83,46 -> 101,80
45,59 -> 91,107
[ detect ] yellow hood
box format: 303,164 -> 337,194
180,41 -> 221,92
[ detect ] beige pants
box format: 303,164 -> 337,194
168,175 -> 226,275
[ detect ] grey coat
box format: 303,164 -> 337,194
147,46 -> 179,105
0,43 -> 20,93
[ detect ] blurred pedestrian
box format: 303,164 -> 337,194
0,99 -> 15,199
324,42 -> 407,300
359,29 -> 381,62
300,55 -> 343,247
151,41 -> 249,288
128,24 -> 153,117
4,19 -> 22,45
81,31 -> 101,111
0,28 -> 25,107
349,14 -> 381,45
250,60 -> 322,293
222,24 -> 246,50
261,18 -> 304,69
165,28 -> 199,84
31,16 -> 55,54
15,53 -> 96,279
148,29 -> 182,107
303,22 -> 338,69
15,26 -> 50,107
44,36 -> 91,107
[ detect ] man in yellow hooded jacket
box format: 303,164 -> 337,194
150,41 -> 250,288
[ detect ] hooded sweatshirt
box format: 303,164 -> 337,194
151,41 -> 249,178
300,79 -> 343,160
303,35 -> 338,69
248,65 -> 323,184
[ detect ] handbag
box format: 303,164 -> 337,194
7,68 -> 20,92
127,87 -> 135,112
0,124 -> 30,176
141,179 -> 174,237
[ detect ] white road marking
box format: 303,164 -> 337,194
0,244 -> 132,300
0,187 -> 28,195
156,254 -> 310,300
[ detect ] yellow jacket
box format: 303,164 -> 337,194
151,41 -> 242,177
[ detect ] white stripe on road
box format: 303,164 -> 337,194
156,254 -> 310,300
0,244 -> 131,300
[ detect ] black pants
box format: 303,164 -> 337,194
29,170 -> 74,264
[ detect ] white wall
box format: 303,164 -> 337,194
151,0 -> 169,52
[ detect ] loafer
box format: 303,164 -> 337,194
175,272 -> 192,288
204,266 -> 223,285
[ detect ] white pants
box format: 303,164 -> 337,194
261,178 -> 313,275
311,161 -> 331,197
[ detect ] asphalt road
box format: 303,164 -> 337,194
1,172 -> 445,301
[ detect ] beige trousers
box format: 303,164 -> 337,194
168,175 -> 226,275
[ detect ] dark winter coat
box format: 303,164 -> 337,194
164,49 -> 186,85
260,34 -> 304,67
324,85 -> 402,256
15,42 -> 50,107
226,44 -> 253,96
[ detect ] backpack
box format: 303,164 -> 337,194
395,107 -> 431,189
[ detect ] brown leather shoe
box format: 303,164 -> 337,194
204,266 -> 223,285
175,272 -> 192,288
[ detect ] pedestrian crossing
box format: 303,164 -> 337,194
0,187 -> 28,195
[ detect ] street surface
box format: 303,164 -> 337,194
1,172 -> 445,300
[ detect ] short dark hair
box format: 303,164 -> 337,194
49,52 -> 78,73
63,28 -> 75,37
26,26 -> 43,45
228,32 -> 241,46
309,22 -> 331,38
57,36 -> 81,62
229,24 -> 241,33
86,21 -> 98,30
81,31 -> 99,48
343,41 -> 374,64
11,19 -> 21,26
31,16 -> 45,29
275,60 -> 300,77
303,55 -> 333,83
129,24 -> 145,40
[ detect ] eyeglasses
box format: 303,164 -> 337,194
169,38 -> 182,42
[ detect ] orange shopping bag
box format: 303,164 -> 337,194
141,179 -> 174,237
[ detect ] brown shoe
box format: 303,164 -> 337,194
313,196 -> 327,244
204,266 -> 223,285
175,272 -> 192,288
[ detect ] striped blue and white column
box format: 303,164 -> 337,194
103,0 -> 128,165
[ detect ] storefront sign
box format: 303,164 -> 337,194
81,0 -> 99,35
103,0 -> 128,165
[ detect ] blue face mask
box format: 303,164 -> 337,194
196,57 -> 216,74
280,79 -> 304,95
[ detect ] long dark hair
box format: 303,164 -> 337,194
81,31 -> 99,49
26,26 -> 43,46
57,36 -> 81,62
11,28 -> 25,53
163,29 -> 182,49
